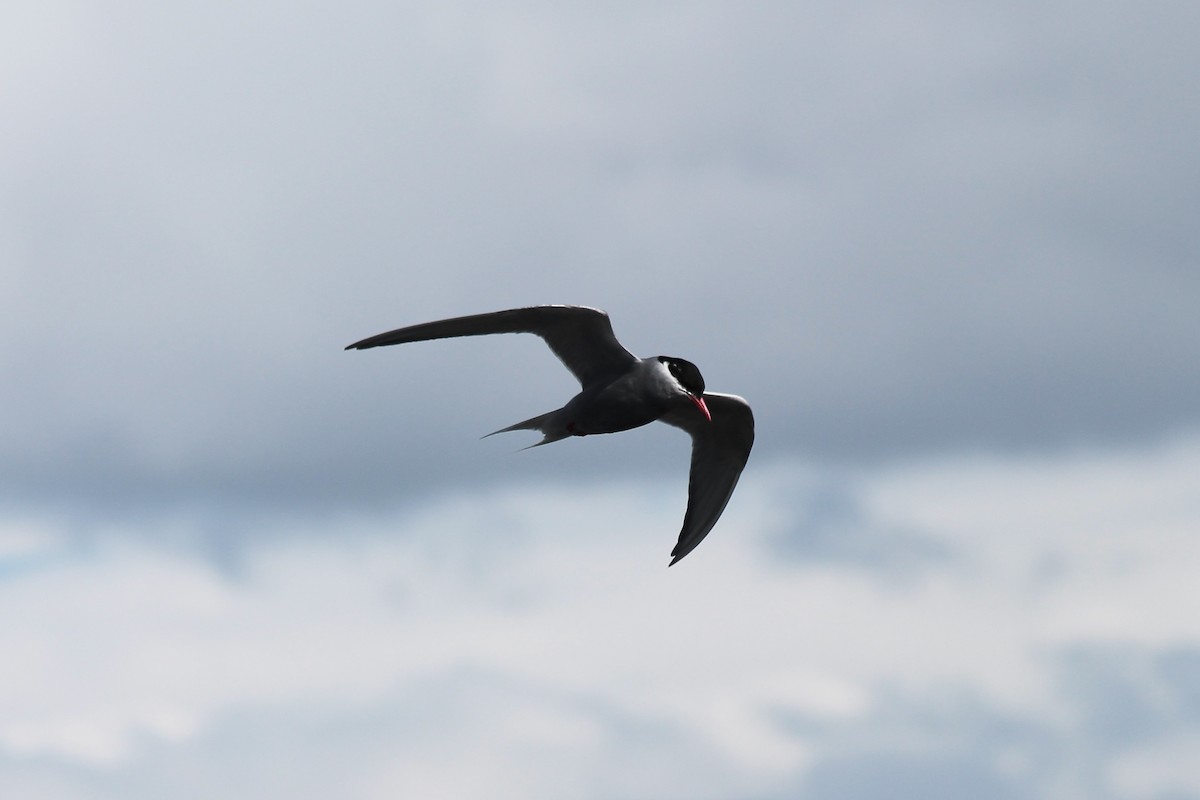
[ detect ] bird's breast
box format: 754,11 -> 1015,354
562,375 -> 671,436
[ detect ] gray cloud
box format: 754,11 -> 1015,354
766,469 -> 951,572
5,8 -> 1200,798
4,2 -> 1200,516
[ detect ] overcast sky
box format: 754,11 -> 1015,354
3,2 -> 1199,798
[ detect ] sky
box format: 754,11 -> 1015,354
2,1 -> 1199,797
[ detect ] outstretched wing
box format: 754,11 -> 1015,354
659,392 -> 755,565
345,305 -> 638,387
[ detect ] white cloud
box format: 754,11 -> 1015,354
3,433 -> 1200,797
1110,734 -> 1200,799
4,2 -> 1200,796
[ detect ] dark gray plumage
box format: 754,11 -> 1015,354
346,305 -> 754,565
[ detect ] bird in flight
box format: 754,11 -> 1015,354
346,305 -> 754,565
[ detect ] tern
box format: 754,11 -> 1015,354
345,305 -> 754,565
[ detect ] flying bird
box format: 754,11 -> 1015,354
345,305 -> 754,565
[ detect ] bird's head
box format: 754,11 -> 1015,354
657,356 -> 711,421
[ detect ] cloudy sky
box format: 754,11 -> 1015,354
3,1 -> 1200,797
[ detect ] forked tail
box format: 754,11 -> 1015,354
483,410 -> 571,449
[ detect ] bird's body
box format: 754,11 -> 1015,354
492,356 -> 693,446
346,305 -> 753,565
